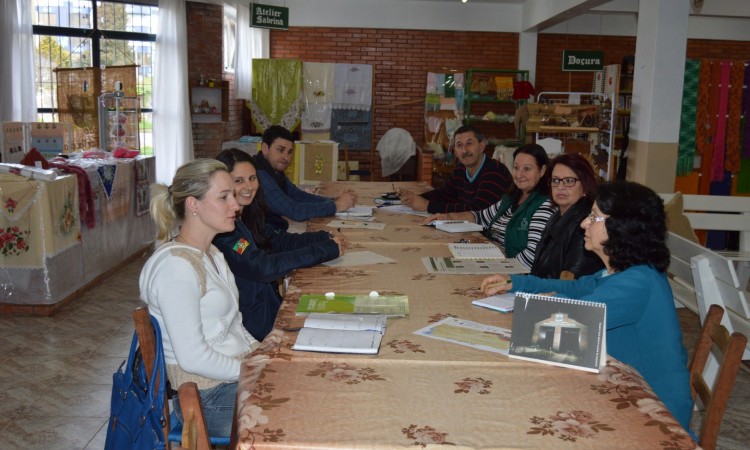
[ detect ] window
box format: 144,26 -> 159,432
32,0 -> 158,154
223,4 -> 236,73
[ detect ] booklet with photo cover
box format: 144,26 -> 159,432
509,292 -> 607,373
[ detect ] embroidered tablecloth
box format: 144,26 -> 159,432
1,156 -> 154,307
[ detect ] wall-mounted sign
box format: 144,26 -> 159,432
562,50 -> 604,72
250,3 -> 288,30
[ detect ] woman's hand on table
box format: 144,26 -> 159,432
421,213 -> 449,225
480,274 -> 512,296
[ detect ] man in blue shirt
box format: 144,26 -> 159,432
253,125 -> 357,230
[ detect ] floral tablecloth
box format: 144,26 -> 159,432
234,182 -> 698,450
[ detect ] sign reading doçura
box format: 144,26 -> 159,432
562,50 -> 604,72
250,3 -> 289,30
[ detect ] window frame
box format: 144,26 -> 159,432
32,0 -> 157,152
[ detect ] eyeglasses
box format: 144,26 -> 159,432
586,211 -> 607,224
550,177 -> 579,187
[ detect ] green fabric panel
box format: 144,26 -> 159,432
677,60 -> 700,176
252,59 -> 302,126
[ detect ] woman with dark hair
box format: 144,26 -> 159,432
212,148 -> 345,341
530,153 -> 604,279
480,181 -> 692,431
424,144 -> 555,268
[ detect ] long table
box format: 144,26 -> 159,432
233,181 -> 697,450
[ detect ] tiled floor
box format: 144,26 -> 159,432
0,252 -> 749,449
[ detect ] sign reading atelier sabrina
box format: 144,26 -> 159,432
250,3 -> 289,30
562,50 -> 604,72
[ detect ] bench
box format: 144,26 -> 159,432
660,193 -> 750,252
667,231 -> 750,361
659,192 -> 750,363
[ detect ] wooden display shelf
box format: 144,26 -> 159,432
538,125 -> 599,133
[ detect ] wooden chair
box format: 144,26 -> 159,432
173,382 -> 211,450
132,307 -> 171,447
688,304 -> 748,450
133,306 -> 232,449
342,143 -> 373,181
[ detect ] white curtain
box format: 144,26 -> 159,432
0,0 -> 37,122
153,0 -> 193,184
235,1 -> 269,100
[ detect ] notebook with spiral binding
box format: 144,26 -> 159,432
509,292 -> 607,373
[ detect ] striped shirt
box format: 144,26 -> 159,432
422,158 -> 512,213
474,198 -> 556,268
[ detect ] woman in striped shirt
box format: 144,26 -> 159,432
424,144 -> 554,268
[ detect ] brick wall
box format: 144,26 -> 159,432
687,39 -> 750,60
535,34 -> 636,93
187,2 -> 234,159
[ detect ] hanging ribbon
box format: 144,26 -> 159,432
710,62 -> 731,182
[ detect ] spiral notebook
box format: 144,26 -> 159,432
509,293 -> 607,373
448,243 -> 505,259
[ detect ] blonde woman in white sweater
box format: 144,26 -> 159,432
139,158 -> 259,437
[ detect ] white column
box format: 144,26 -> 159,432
518,31 -> 538,88
626,0 -> 690,191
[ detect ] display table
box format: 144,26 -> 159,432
233,182 -> 696,450
0,156 -> 154,314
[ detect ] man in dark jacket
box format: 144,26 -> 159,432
399,125 -> 512,213
253,125 -> 357,230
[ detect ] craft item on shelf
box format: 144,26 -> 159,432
249,58 -> 302,132
19,148 -> 50,170
425,117 -> 444,155
0,163 -> 58,181
330,109 -> 372,150
512,80 -> 536,100
302,62 -> 335,132
55,65 -> 138,151
377,128 -> 416,178
525,103 -> 602,133
333,63 -> 373,111
297,141 -> 339,184
1,122 -> 26,164
28,122 -> 71,159
494,77 -> 514,100
98,90 -> 140,153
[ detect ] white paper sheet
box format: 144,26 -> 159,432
323,251 -> 396,267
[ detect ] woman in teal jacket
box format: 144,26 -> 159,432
480,181 -> 693,432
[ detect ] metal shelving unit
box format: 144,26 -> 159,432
535,91 -> 615,181
464,68 -> 530,146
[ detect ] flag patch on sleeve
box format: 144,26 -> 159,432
233,238 -> 250,254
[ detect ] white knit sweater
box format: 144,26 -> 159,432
139,241 -> 259,389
